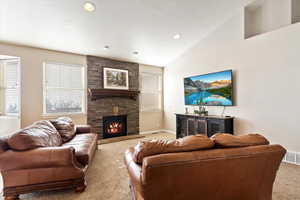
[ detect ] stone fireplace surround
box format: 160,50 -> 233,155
87,56 -> 139,139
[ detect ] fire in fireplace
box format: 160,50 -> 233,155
103,115 -> 127,139
108,122 -> 123,134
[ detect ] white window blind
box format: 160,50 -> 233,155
140,72 -> 162,111
2,60 -> 20,115
43,62 -> 85,115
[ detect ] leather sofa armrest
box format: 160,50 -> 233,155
76,125 -> 91,134
124,148 -> 144,187
0,146 -> 84,171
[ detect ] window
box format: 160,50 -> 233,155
43,62 -> 85,115
140,72 -> 162,111
0,59 -> 20,115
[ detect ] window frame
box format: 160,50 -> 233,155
42,61 -> 87,116
0,58 -> 21,117
139,72 -> 163,112
0,61 -> 4,115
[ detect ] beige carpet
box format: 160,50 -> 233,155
7,133 -> 300,200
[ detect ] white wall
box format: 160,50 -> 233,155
0,43 -> 87,128
0,116 -> 20,136
164,9 -> 300,152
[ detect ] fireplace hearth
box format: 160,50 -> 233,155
103,115 -> 127,139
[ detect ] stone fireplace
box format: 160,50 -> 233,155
87,56 -> 139,139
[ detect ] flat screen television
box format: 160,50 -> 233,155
184,70 -> 233,106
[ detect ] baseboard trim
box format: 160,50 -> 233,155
140,130 -> 162,135
282,151 -> 300,166
160,129 -> 176,134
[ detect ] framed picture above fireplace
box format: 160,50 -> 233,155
103,67 -> 129,90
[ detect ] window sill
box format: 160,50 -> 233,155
0,115 -> 20,119
41,112 -> 87,118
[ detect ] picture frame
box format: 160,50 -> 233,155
103,67 -> 129,90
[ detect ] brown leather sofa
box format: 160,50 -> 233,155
0,118 -> 98,200
124,134 -> 286,200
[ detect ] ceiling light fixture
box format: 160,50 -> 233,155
133,51 -> 139,56
83,2 -> 96,12
173,34 -> 181,39
104,45 -> 110,50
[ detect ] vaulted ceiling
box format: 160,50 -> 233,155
0,0 -> 252,66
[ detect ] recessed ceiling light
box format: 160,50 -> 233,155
133,51 -> 139,55
173,34 -> 181,39
83,2 -> 96,12
104,45 -> 110,50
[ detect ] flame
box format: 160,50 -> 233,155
107,122 -> 123,134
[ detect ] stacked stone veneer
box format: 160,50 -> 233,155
87,56 -> 139,139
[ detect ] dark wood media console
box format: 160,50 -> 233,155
176,114 -> 234,138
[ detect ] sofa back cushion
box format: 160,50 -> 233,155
211,133 -> 269,148
50,117 -> 76,143
133,134 -> 214,164
7,120 -> 62,151
0,135 -> 10,153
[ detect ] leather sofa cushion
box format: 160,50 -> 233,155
0,135 -> 9,153
211,133 -> 270,148
75,125 -> 91,134
51,117 -> 76,143
7,120 -> 62,151
133,134 -> 214,164
63,133 -> 98,166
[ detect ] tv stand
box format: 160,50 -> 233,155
175,114 -> 234,139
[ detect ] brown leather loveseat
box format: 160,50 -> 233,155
0,117 -> 98,200
124,134 -> 286,200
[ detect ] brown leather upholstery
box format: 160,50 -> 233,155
0,120 -> 97,200
76,125 -> 92,134
212,133 -> 270,147
50,117 -> 76,142
63,133 -> 98,166
1,146 -> 85,187
133,134 -> 214,164
125,135 -> 286,200
7,120 -> 62,151
0,135 -> 9,153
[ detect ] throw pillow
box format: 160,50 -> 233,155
50,117 -> 76,142
7,120 -> 62,151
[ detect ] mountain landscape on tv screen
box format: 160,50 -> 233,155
184,70 -> 233,106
